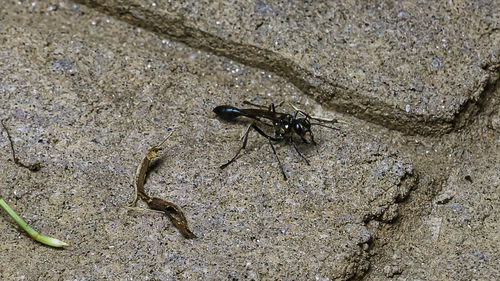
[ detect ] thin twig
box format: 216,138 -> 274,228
1,119 -> 41,172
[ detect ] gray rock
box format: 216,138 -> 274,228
0,2 -> 415,280
74,0 -> 500,135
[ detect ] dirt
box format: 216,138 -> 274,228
0,1 -> 498,280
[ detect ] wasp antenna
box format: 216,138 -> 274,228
310,116 -> 338,122
310,122 -> 340,130
288,104 -> 312,119
288,102 -> 340,123
288,102 -> 300,111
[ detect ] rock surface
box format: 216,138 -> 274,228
0,1 -> 498,280
0,2 -> 415,280
74,0 -> 500,135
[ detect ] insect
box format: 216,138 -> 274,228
213,101 -> 339,180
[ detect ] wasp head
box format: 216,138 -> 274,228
293,118 -> 316,144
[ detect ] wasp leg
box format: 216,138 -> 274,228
221,123 -> 287,180
292,141 -> 310,165
220,124 -> 253,169
243,101 -> 284,112
267,137 -> 287,180
250,124 -> 287,180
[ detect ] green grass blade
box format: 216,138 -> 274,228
0,197 -> 69,248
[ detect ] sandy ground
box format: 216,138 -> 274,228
0,1 -> 498,280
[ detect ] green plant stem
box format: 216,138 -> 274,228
0,197 -> 69,248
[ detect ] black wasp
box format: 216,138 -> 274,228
213,101 -> 339,180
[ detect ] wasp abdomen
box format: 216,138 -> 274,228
213,105 -> 243,121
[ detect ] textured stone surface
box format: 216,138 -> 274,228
74,0 -> 500,134
1,1 -> 499,280
365,103 -> 500,280
0,2 -> 416,280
